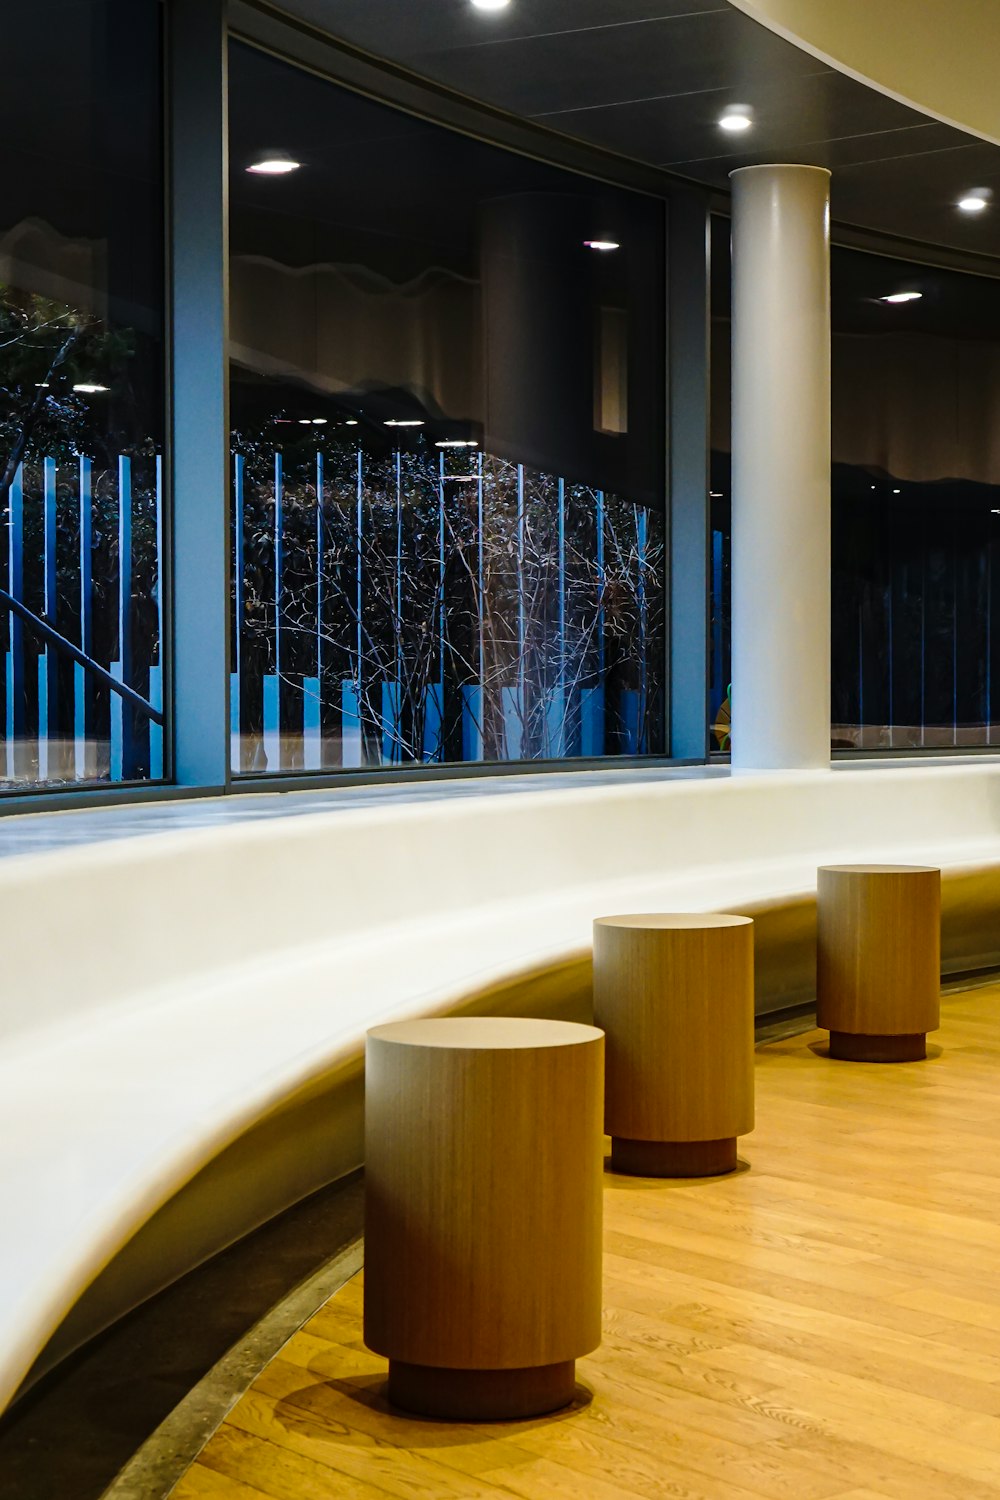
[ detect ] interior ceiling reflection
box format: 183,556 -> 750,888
228,40 -> 665,505
711,228 -> 1000,486
0,0 -> 162,330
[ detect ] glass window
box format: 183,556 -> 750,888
709,218 -> 732,754
828,249 -> 1000,750
0,0 -> 165,792
228,42 -> 667,774
710,218 -> 1000,753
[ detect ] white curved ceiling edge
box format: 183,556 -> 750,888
726,0 -> 1000,148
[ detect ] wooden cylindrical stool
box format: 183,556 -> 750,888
364,1017 -> 604,1421
817,864 -> 941,1062
593,914 -> 755,1178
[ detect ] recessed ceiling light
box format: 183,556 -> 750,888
880,291 -> 922,304
247,157 -> 301,176
345,419 -> 358,426
893,488 -> 901,494
384,419 -> 424,427
73,383 -> 109,394
298,418 -> 311,425
313,418 -> 327,425
471,0 -> 511,9
958,191 -> 990,213
719,106 -> 753,133
436,440 -> 479,448
584,239 -> 620,251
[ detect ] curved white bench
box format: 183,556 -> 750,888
3,760 -> 1000,1414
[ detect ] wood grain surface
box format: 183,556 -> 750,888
176,984 -> 1000,1500
594,913 -> 755,1144
364,1017 -> 605,1372
817,866 -> 941,1038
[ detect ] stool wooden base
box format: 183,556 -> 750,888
611,1136 -> 737,1178
387,1360 -> 576,1421
829,1031 -> 926,1064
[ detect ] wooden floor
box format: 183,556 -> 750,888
175,987 -> 1000,1500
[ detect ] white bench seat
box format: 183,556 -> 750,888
3,761 -> 1000,1413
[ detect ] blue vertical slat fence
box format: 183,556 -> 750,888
509,462 -> 526,760
265,450 -> 283,770
581,487 -> 606,757
117,455 -> 135,779
546,475 -> 567,757
580,685 -> 604,756
502,685 -> 523,759
470,450 -> 484,760
395,449 -> 403,683
231,452 -> 245,770
381,681 -> 402,765
39,458 -> 58,777
75,455 -> 94,778
422,451 -> 446,764
2,451 -> 161,787
341,680 -> 362,768
621,688 -> 641,754
221,443 -> 652,779
263,674 -> 280,770
3,441 -> 641,787
1,439 -> 660,788
6,466 -> 26,780
315,451 -> 324,684
303,676 -> 322,770
635,503 -> 649,754
423,683 -> 443,762
462,684 -> 483,761
304,449 -> 324,771
343,447 -> 364,768
150,454 -> 164,779
596,489 -> 606,681
383,448 -> 404,764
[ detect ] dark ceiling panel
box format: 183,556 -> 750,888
277,0 -> 727,56
260,0 -> 1000,261
664,122 -> 952,175
415,11 -> 826,120
544,68 -> 937,166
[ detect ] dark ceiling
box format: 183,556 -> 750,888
265,0 -> 1000,265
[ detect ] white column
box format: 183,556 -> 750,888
730,164 -> 831,771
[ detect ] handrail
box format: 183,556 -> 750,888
0,586 -> 164,726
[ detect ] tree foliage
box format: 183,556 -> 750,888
232,425 -> 665,768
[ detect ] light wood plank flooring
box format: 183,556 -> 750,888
174,986 -> 1000,1500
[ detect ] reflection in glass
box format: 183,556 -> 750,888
228,42 -> 666,772
710,219 -> 1000,752
0,0 -> 165,791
